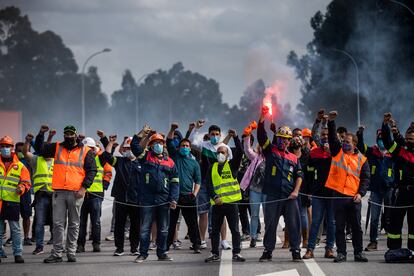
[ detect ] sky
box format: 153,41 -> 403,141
1,0 -> 330,108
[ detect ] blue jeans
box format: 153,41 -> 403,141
78,195 -> 103,246
35,193 -> 53,248
0,220 -> 22,256
307,198 -> 335,250
369,190 -> 392,242
297,196 -> 309,230
249,191 -> 265,239
139,204 -> 170,257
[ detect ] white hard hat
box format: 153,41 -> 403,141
82,137 -> 96,148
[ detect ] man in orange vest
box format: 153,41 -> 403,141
34,125 -> 97,263
325,111 -> 370,263
0,136 -> 31,264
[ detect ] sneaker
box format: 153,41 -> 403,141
193,248 -> 201,254
354,252 -> 368,262
315,238 -> 320,248
292,251 -> 302,262
105,235 -> 114,241
67,254 -> 76,262
259,251 -> 272,262
158,253 -> 173,261
364,241 -> 377,252
334,253 -> 347,263
76,245 -> 85,253
221,240 -> 232,250
93,244 -> 101,253
241,234 -> 250,241
200,240 -> 207,249
32,247 -> 44,255
14,255 -> 24,263
250,239 -> 257,248
346,234 -> 352,242
232,254 -> 245,262
130,250 -> 139,256
44,255 -> 63,263
23,238 -> 33,246
113,249 -> 124,256
134,254 -> 147,263
5,238 -> 12,246
149,241 -> 157,250
302,249 -> 314,259
173,240 -> 182,250
47,239 -> 54,245
256,237 -> 263,242
205,253 -> 220,263
324,248 -> 335,259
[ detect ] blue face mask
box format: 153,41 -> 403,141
276,138 -> 287,150
342,143 -> 353,153
172,138 -> 180,148
179,147 -> 191,156
153,143 -> 164,155
377,139 -> 385,150
210,136 -> 220,145
1,147 -> 11,157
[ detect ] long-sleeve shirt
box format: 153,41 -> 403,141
239,135 -> 265,192
34,132 -> 97,189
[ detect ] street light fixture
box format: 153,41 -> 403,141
389,0 -> 414,16
81,48 -> 111,134
135,73 -> 149,131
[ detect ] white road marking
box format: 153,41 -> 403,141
256,269 -> 300,276
303,259 -> 326,276
219,249 -> 233,276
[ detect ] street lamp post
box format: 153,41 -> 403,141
389,0 -> 414,16
81,48 -> 111,134
135,73 -> 149,131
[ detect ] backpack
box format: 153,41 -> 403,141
384,248 -> 414,263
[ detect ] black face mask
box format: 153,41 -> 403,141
64,137 -> 76,145
407,142 -> 414,151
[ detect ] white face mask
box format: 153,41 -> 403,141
217,153 -> 227,163
123,150 -> 135,159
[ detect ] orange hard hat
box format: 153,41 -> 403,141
0,136 -> 14,146
302,128 -> 312,138
149,133 -> 164,145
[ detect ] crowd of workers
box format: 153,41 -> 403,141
0,107 -> 413,265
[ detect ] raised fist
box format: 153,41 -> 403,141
25,133 -> 34,142
170,123 -> 179,131
383,112 -> 392,124
49,129 -> 56,136
196,120 -> 205,129
109,135 -> 117,142
317,109 -> 325,120
228,129 -> 237,137
97,130 -> 105,138
40,125 -> 49,133
189,122 -> 196,130
328,111 -> 338,121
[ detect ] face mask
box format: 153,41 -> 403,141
179,147 -> 191,156
320,138 -> 328,145
210,136 -> 220,145
276,138 -> 287,151
122,150 -> 135,159
406,142 -> 414,151
342,143 -> 353,153
153,143 -> 164,155
1,147 -> 11,158
172,138 -> 180,148
64,137 -> 76,145
17,152 -> 24,159
377,139 -> 385,151
217,153 -> 227,163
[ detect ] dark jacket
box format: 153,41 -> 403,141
308,147 -> 332,197
327,120 -> 370,197
34,132 -> 97,189
258,121 -> 303,199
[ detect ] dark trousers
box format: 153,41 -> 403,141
114,202 -> 140,253
238,199 -> 250,235
263,197 -> 301,253
211,204 -> 241,256
334,198 -> 363,255
387,188 -> 414,250
78,195 -> 103,246
34,192 -> 53,248
167,195 -> 200,249
139,204 -> 170,257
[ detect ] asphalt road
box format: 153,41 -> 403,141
0,193 -> 413,276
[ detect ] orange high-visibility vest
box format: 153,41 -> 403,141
52,142 -> 90,191
325,148 -> 367,196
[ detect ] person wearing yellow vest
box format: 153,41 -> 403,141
77,137 -> 113,254
23,133 -> 54,256
325,111 -> 370,263
34,125 -> 97,263
0,135 -> 31,264
205,130 -> 245,263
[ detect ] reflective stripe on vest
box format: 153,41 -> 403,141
33,157 -> 54,193
325,149 -> 367,196
87,156 -> 103,193
0,162 -> 24,203
210,161 -> 242,205
52,143 -> 89,191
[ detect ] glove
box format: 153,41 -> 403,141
243,126 -> 252,136
250,121 -> 257,130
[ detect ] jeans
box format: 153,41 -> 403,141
139,204 -> 170,257
34,192 -> 53,248
307,198 -> 335,250
298,196 -> 309,230
249,191 -> 265,239
211,204 -> 241,256
78,195 -> 103,246
334,197 -> 363,255
263,196 -> 301,253
114,202 -> 140,253
0,220 -> 22,256
167,195 -> 200,249
369,190 -> 392,242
